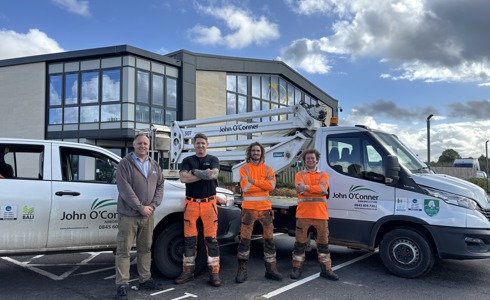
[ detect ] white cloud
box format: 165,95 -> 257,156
345,112 -> 490,162
0,29 -> 64,60
51,0 -> 91,17
282,0 -> 490,83
188,4 -> 279,49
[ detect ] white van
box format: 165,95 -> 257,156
453,158 -> 481,171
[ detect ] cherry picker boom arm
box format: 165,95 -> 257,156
166,103 -> 326,182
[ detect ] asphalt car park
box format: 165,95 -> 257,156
2,233 -> 490,300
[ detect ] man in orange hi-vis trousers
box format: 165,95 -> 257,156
235,142 -> 283,283
290,149 -> 339,281
175,133 -> 221,287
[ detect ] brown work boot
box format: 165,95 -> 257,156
174,265 -> 194,285
209,272 -> 221,287
320,265 -> 339,281
290,267 -> 301,279
264,262 -> 283,281
235,260 -> 248,283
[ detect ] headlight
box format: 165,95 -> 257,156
216,192 -> 235,207
423,187 -> 477,210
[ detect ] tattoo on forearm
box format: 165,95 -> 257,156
194,168 -> 219,180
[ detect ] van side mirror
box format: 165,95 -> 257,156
385,155 -> 400,185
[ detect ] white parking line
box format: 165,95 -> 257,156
261,252 -> 375,298
150,288 -> 175,296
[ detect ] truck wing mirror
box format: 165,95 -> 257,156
385,155 -> 400,185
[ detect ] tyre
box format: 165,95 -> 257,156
153,222 -> 206,278
379,227 -> 435,278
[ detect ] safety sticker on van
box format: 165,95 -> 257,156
424,199 -> 440,217
0,205 -> 17,220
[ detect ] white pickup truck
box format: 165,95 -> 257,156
0,138 -> 241,278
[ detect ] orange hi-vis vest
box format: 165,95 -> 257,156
240,162 -> 276,211
295,168 -> 329,220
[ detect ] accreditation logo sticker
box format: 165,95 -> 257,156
424,199 -> 440,217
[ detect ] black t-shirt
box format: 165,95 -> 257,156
180,154 -> 219,198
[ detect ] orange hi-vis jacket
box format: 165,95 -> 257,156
295,168 -> 329,220
240,162 -> 276,211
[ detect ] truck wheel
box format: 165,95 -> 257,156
379,227 -> 435,278
153,222 -> 207,278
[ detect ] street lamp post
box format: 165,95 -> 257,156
427,114 -> 434,167
486,140 -> 489,192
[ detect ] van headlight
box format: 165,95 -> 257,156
216,193 -> 235,207
423,187 -> 477,210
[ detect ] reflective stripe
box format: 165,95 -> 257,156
298,197 -> 326,203
243,182 -> 252,192
269,179 -> 276,189
243,196 -> 271,201
243,165 -> 251,178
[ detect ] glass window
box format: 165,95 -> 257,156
0,144 -> 44,180
261,101 -> 269,122
295,88 -> 302,104
152,74 -> 164,106
252,99 -> 261,122
328,135 -> 385,182
102,69 -> 120,102
81,71 -> 99,104
287,83 -> 295,106
251,76 -> 260,98
270,76 -> 279,103
237,75 -> 247,95
227,92 -> 236,115
101,104 -> 121,122
279,78 -> 287,105
49,107 -> 62,124
166,77 -> 177,108
64,73 -> 78,105
261,76 -> 270,100
80,105 -> 100,123
59,147 -> 118,183
238,95 -> 246,114
227,75 -> 236,92
136,105 -> 149,123
137,70 -> 149,104
152,107 -> 164,125
165,110 -> 176,126
49,74 -> 62,106
64,107 -> 78,124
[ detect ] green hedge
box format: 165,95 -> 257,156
467,178 -> 489,191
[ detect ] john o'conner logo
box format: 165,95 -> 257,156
332,185 -> 379,200
60,198 -> 117,220
219,123 -> 259,133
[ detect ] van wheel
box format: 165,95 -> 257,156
379,227 -> 435,278
153,222 -> 207,278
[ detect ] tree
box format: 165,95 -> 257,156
437,149 -> 461,165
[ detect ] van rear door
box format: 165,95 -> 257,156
0,142 -> 51,252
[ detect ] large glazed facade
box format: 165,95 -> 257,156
0,45 -> 338,157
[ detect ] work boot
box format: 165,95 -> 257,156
209,272 -> 222,287
290,267 -> 301,279
139,278 -> 162,290
115,284 -> 128,300
264,262 -> 283,281
235,260 -> 248,283
320,265 -> 339,281
174,265 -> 194,285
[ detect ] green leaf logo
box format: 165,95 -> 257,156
349,185 -> 377,194
91,198 -> 117,210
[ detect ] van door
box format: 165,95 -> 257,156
0,143 -> 51,252
48,145 -> 119,249
319,132 -> 395,246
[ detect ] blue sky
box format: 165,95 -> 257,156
1,0 -> 489,162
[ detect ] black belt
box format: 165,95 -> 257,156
186,196 -> 215,203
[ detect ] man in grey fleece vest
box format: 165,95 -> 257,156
115,133 -> 164,300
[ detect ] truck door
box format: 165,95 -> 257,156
319,132 -> 395,246
0,143 -> 51,252
48,145 -> 119,249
